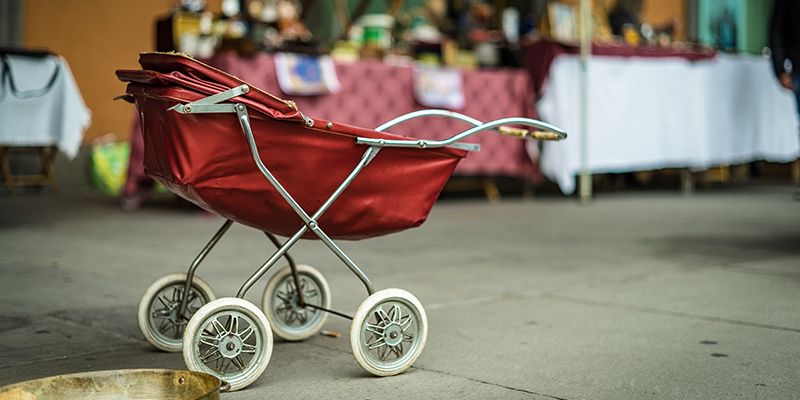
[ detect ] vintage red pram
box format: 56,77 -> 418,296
116,52 -> 566,391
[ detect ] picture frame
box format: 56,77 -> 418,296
548,2 -> 577,42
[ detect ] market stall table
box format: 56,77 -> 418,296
0,50 -> 91,195
524,40 -> 800,194
201,52 -> 540,199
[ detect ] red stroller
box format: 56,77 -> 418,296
116,52 -> 566,391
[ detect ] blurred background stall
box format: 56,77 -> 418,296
1,0 -> 797,200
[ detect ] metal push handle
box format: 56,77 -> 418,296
362,109 -> 567,150
375,109 -> 485,132
356,115 -> 567,150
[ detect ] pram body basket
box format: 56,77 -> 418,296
117,53 -> 467,240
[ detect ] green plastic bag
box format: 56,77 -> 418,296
90,140 -> 130,196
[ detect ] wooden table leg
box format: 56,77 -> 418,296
41,146 -> 59,196
681,169 -> 694,196
480,177 -> 501,203
0,146 -> 15,195
0,146 -> 59,196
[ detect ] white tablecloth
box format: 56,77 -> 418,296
0,54 -> 91,159
537,53 -> 800,195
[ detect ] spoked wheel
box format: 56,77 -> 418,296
183,298 -> 273,391
262,264 -> 331,341
137,273 -> 216,352
350,288 -> 428,376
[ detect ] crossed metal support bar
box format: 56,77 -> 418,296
172,85 -> 378,301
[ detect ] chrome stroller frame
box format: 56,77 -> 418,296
137,84 -> 566,391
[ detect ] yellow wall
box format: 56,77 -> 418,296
640,0 -> 684,39
22,0 -> 219,142
565,0 -> 686,39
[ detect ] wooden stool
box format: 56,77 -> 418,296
0,146 -> 59,195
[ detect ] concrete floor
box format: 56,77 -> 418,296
1,184 -> 799,399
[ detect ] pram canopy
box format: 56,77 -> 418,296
117,53 -> 467,240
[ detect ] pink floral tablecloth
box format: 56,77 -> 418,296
202,52 -> 540,180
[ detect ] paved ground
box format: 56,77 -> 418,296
1,183 -> 799,399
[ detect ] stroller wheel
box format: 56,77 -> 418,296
183,297 -> 273,391
262,264 -> 331,341
350,288 -> 428,376
137,273 -> 216,352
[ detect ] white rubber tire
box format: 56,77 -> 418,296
137,273 -> 216,352
262,264 -> 331,341
183,297 -> 273,391
350,288 -> 428,376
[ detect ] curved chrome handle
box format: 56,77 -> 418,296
357,116 -> 567,149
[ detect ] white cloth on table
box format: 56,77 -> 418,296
0,54 -> 91,159
537,53 -> 800,195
